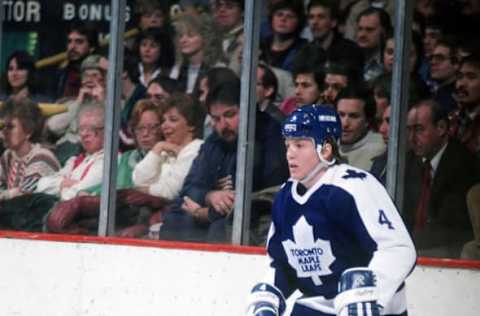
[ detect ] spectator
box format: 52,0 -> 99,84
451,53 -> 480,156
193,67 -> 239,106
370,104 -> 422,215
125,0 -> 173,50
193,67 -> 239,138
132,93 -> 205,201
47,55 -> 107,165
135,0 -> 171,31
419,17 -> 444,89
455,36 -> 480,64
211,0 -> 245,71
343,0 -> 395,41
46,99 -> 163,235
336,84 -> 386,171
407,99 -> 479,258
36,103 -> 105,202
170,13 -> 225,94
46,96 -> 204,237
371,72 -> 428,131
160,80 -> 288,244
1,51 -> 48,102
321,62 -> 357,105
305,0 -> 364,76
260,0 -> 307,72
0,99 -> 60,231
135,27 -> 175,87
146,76 -> 180,107
56,22 -> 98,99
383,31 -> 424,76
281,47 -> 326,114
256,63 -> 286,124
355,7 -> 392,82
429,38 -> 460,113
422,17 -> 444,60
119,49 -> 147,151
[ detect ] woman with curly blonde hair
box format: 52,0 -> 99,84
169,13 -> 226,94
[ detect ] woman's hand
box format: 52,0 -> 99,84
151,141 -> 181,156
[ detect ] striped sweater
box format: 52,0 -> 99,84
0,144 -> 61,200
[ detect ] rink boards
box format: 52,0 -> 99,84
0,231 -> 479,316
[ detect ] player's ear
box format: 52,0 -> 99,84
321,142 -> 334,161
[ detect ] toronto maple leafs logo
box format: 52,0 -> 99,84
282,216 -> 335,285
342,169 -> 367,180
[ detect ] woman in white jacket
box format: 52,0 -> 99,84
133,92 -> 205,202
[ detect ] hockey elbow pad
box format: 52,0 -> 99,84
334,268 -> 381,316
247,283 -> 286,316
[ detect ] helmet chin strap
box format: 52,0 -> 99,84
299,144 -> 336,185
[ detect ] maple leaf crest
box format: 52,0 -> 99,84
282,216 -> 335,285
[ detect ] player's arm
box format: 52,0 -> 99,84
332,175 -> 416,310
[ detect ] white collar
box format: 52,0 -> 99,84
428,141 -> 448,177
291,165 -> 338,204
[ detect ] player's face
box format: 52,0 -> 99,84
285,138 -> 320,181
209,102 -> 240,143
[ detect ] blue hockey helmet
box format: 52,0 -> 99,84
282,104 -> 342,148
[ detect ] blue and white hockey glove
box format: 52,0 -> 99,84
246,283 -> 286,316
334,268 -> 381,316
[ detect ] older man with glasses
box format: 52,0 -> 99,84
36,103 -> 105,202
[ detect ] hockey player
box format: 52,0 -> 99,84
247,104 -> 416,316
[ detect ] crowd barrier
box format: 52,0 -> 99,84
0,231 -> 479,316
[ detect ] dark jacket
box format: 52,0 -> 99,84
182,110 -> 289,216
407,139 -> 479,253
160,111 -> 289,242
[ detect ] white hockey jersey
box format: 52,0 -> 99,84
264,164 -> 416,315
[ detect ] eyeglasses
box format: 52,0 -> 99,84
78,126 -> 104,135
134,124 -> 160,134
0,123 -> 16,131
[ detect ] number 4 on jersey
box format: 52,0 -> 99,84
378,209 -> 394,230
